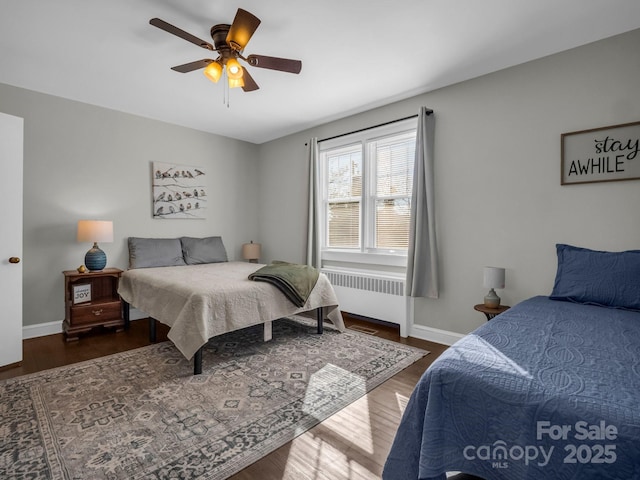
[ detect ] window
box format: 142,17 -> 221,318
320,119 -> 417,264
325,145 -> 362,248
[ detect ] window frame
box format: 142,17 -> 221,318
318,118 -> 417,269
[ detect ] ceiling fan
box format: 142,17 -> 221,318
149,8 -> 302,92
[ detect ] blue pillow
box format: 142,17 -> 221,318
550,244 -> 640,311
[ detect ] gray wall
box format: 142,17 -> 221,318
0,85 -> 259,327
3,28 -> 640,336
258,28 -> 640,335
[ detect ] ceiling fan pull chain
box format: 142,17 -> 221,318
224,69 -> 230,108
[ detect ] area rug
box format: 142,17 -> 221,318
0,317 -> 427,479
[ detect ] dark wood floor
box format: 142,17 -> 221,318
0,314 -> 477,479
0,319 -> 171,379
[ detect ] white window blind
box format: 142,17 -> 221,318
320,118 -> 417,258
371,132 -> 415,250
326,145 -> 362,248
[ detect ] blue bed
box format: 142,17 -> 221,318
385,244 -> 640,479
383,296 -> 640,479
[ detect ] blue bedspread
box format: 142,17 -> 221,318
383,296 -> 640,479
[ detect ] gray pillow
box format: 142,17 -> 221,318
180,236 -> 228,265
128,237 -> 187,269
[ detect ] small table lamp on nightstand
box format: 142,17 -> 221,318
242,241 -> 261,263
77,220 -> 113,272
483,266 -> 505,308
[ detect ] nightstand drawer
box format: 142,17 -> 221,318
70,301 -> 122,325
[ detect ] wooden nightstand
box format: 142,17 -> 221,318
63,268 -> 125,341
474,303 -> 510,321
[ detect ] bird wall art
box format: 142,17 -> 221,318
152,162 -> 207,219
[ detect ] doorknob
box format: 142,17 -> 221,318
9,257 -> 20,264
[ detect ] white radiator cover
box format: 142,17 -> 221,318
322,268 -> 407,336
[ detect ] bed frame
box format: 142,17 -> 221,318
122,301 -> 325,375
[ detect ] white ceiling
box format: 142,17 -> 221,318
2,1 -> 640,144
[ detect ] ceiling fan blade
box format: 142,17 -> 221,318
171,59 -> 214,73
246,55 -> 302,74
241,68 -> 259,92
150,18 -> 214,51
226,8 -> 261,51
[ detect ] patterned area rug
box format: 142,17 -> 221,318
1,317 -> 427,479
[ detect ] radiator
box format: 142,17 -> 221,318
321,268 -> 406,328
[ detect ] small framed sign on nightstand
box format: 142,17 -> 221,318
72,283 -> 92,304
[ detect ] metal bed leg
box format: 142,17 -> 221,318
263,320 -> 273,341
149,317 -> 157,343
122,300 -> 130,330
194,347 -> 203,375
317,307 -> 323,334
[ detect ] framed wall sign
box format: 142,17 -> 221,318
561,121 -> 640,185
73,283 -> 92,304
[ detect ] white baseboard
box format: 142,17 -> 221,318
409,323 -> 465,346
22,308 -> 148,340
23,321 -> 62,339
22,309 -> 463,346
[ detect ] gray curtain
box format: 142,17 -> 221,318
306,138 -> 321,268
406,107 -> 439,298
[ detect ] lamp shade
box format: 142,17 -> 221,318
203,61 -> 223,83
77,220 -> 114,243
228,76 -> 245,89
226,58 -> 243,80
242,241 -> 261,262
483,267 -> 505,289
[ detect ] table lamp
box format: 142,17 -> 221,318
483,266 -> 505,308
77,220 -> 114,271
242,241 -> 261,263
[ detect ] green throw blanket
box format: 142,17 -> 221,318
249,261 -> 319,307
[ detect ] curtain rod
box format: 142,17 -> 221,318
312,109 -> 432,145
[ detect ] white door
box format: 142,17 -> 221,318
0,112 -> 23,367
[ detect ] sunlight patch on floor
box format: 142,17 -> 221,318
322,401 -> 374,453
395,391 -> 410,413
301,364 -> 371,451
283,432 -> 379,480
282,364 -> 383,479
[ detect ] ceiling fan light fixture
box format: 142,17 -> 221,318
150,9 -> 302,95
228,76 -> 245,89
203,61 -> 223,83
226,58 -> 243,80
